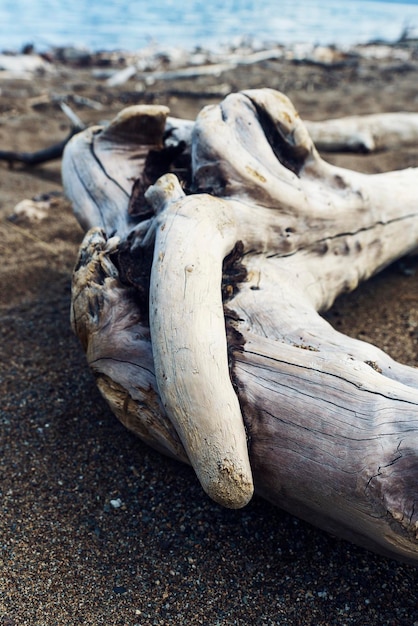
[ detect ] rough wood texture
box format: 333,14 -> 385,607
62,88 -> 418,564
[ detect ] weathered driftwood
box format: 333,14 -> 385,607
62,89 -> 418,564
306,112 -> 418,152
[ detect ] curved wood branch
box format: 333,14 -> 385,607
147,175 -> 253,508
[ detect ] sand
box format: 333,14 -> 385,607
0,48 -> 417,625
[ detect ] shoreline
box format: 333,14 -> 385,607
2,33 -> 418,64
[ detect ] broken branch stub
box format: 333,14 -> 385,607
62,90 -> 418,564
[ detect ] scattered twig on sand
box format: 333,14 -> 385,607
0,103 -> 85,167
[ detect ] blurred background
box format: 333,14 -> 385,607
1,0 -> 418,53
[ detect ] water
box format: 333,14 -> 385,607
1,0 -> 418,53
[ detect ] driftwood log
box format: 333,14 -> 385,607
62,89 -> 418,565
306,112 -> 418,153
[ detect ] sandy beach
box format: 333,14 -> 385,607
0,44 -> 418,625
